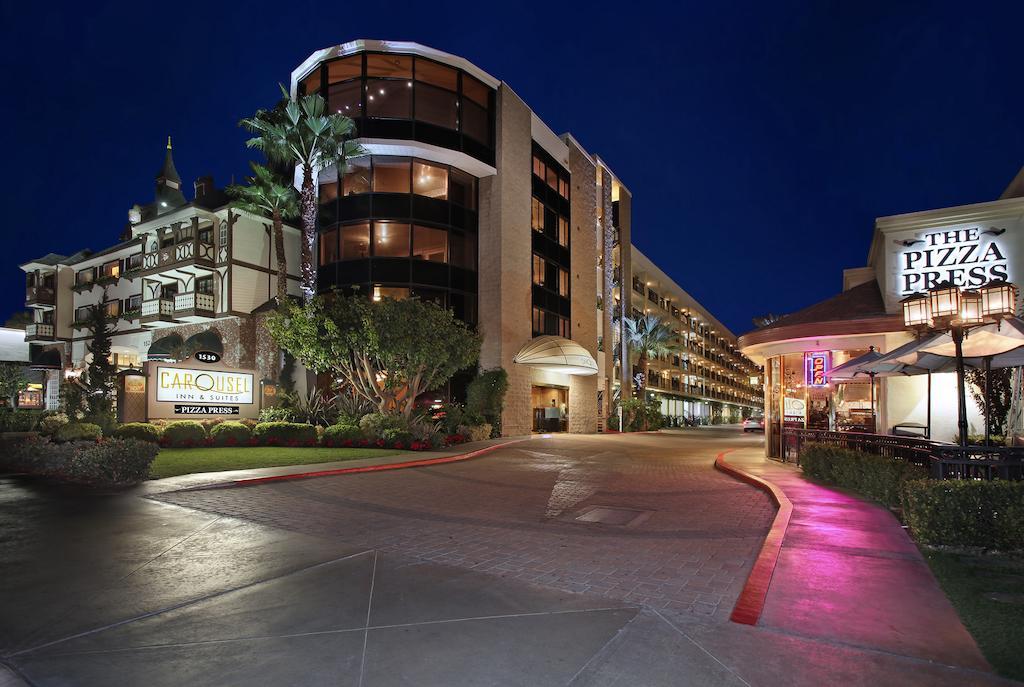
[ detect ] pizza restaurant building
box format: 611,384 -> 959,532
739,169 -> 1024,458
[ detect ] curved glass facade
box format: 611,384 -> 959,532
298,51 -> 496,166
318,155 -> 478,323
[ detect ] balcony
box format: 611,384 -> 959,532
140,239 -> 215,277
140,292 -> 216,327
25,286 -> 55,307
25,323 -> 55,342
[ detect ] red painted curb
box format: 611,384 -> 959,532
190,438 -> 530,491
713,449 -> 793,626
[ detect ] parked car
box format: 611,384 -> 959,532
742,416 -> 765,433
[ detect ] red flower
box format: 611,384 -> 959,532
341,439 -> 353,447
393,441 -> 405,450
226,436 -> 237,446
376,439 -> 386,447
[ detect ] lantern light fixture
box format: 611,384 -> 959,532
959,290 -> 984,325
901,292 -> 932,328
979,280 -> 1018,319
928,281 -> 961,320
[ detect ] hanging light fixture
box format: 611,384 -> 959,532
928,281 -> 961,320
901,292 -> 932,328
959,290 -> 984,325
979,280 -> 1018,319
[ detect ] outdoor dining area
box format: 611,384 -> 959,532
783,280 -> 1024,480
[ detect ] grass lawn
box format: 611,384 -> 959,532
150,446 -> 408,479
922,549 -> 1024,681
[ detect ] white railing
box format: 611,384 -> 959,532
173,292 -> 215,313
142,299 -> 174,317
26,323 -> 54,338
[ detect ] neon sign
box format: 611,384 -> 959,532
806,352 -> 829,388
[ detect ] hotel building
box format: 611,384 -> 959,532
739,166 -> 1024,457
18,39 -> 762,429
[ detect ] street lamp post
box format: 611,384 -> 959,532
901,280 -> 1019,449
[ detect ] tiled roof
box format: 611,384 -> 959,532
751,279 -> 889,333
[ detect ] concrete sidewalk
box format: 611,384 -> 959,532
722,448 -> 993,672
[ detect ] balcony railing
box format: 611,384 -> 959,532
141,298 -> 175,319
141,239 -> 215,275
25,286 -> 55,306
25,323 -> 55,341
174,292 -> 215,312
141,292 -> 215,325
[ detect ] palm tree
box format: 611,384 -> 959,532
228,163 -> 298,305
621,313 -> 684,392
241,87 -> 364,301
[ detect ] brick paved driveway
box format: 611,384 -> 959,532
155,429 -> 774,623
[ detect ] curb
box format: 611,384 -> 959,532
713,449 -> 793,626
183,438 -> 530,491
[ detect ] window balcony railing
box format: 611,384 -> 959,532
174,292 -> 215,313
25,323 -> 55,341
25,285 -> 55,306
141,239 -> 215,275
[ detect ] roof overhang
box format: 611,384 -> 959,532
513,336 -> 597,376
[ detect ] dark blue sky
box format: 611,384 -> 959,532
2,1 -> 1021,335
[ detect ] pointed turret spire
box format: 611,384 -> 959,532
154,136 -> 186,212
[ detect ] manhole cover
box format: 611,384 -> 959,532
574,506 -> 651,527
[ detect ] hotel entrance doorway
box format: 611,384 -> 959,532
532,385 -> 567,432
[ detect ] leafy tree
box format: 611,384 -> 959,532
241,88 -> 364,300
83,300 -> 116,425
267,294 -> 481,417
228,163 -> 298,305
966,366 -> 1012,436
620,314 -> 684,392
0,362 -> 27,407
466,368 -> 508,436
4,311 -> 32,329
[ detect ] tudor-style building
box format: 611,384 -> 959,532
20,140 -> 304,410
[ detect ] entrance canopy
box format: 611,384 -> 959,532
147,333 -> 185,362
513,336 -> 597,376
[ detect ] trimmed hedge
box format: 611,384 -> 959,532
113,423 -> 161,443
8,438 -> 159,486
161,421 -> 207,448
54,422 -> 102,443
209,421 -> 252,447
799,444 -> 927,508
322,423 -> 362,447
252,422 -> 317,447
901,480 -> 1024,551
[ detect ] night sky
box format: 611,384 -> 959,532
3,1 -> 1022,336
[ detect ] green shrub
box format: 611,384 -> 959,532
160,421 -> 207,448
799,444 -> 927,508
112,423 -> 161,443
258,405 -> 296,423
901,480 -> 1024,550
82,411 -> 116,435
467,368 -> 508,436
7,438 -> 158,486
458,423 -> 492,443
381,427 -> 414,448
322,423 -> 363,447
253,422 -> 317,446
38,412 -> 70,436
359,412 -> 408,438
0,409 -> 44,433
209,421 -> 253,447
53,422 -> 102,443
619,398 -> 664,432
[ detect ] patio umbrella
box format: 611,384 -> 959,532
920,316 -> 1024,359
859,338 -> 940,438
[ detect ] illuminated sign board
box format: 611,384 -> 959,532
805,352 -> 830,388
898,226 -> 1009,296
156,366 -> 253,405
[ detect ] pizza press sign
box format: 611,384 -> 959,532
897,226 -> 1009,295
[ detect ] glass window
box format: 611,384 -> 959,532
415,59 -> 457,90
366,78 -> 411,119
559,177 -> 569,199
412,225 -> 447,262
77,268 -> 94,285
532,155 -> 545,179
366,54 -> 412,79
415,82 -> 457,129
196,276 -> 214,295
319,177 -> 339,203
449,169 -> 476,210
533,254 -> 545,286
341,223 -> 370,259
75,306 -> 91,322
544,261 -> 558,290
462,74 -> 490,107
450,231 -> 476,269
300,67 -> 321,95
320,228 -> 339,264
342,157 -> 371,195
327,56 -> 362,84
102,260 -> 120,279
462,100 -> 488,144
328,79 -> 362,117
372,157 -> 411,193
558,216 -> 569,247
559,316 -> 570,339
127,294 -> 142,311
531,198 -> 544,232
103,300 -> 120,318
373,285 -> 411,301
373,222 -> 410,258
559,268 -> 570,296
546,166 -> 559,191
532,307 -> 544,334
413,160 -> 448,199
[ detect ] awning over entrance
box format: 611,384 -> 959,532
147,333 -> 185,361
184,330 -> 223,358
513,336 -> 597,376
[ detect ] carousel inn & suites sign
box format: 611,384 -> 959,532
144,360 -> 258,419
898,226 -> 1010,295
